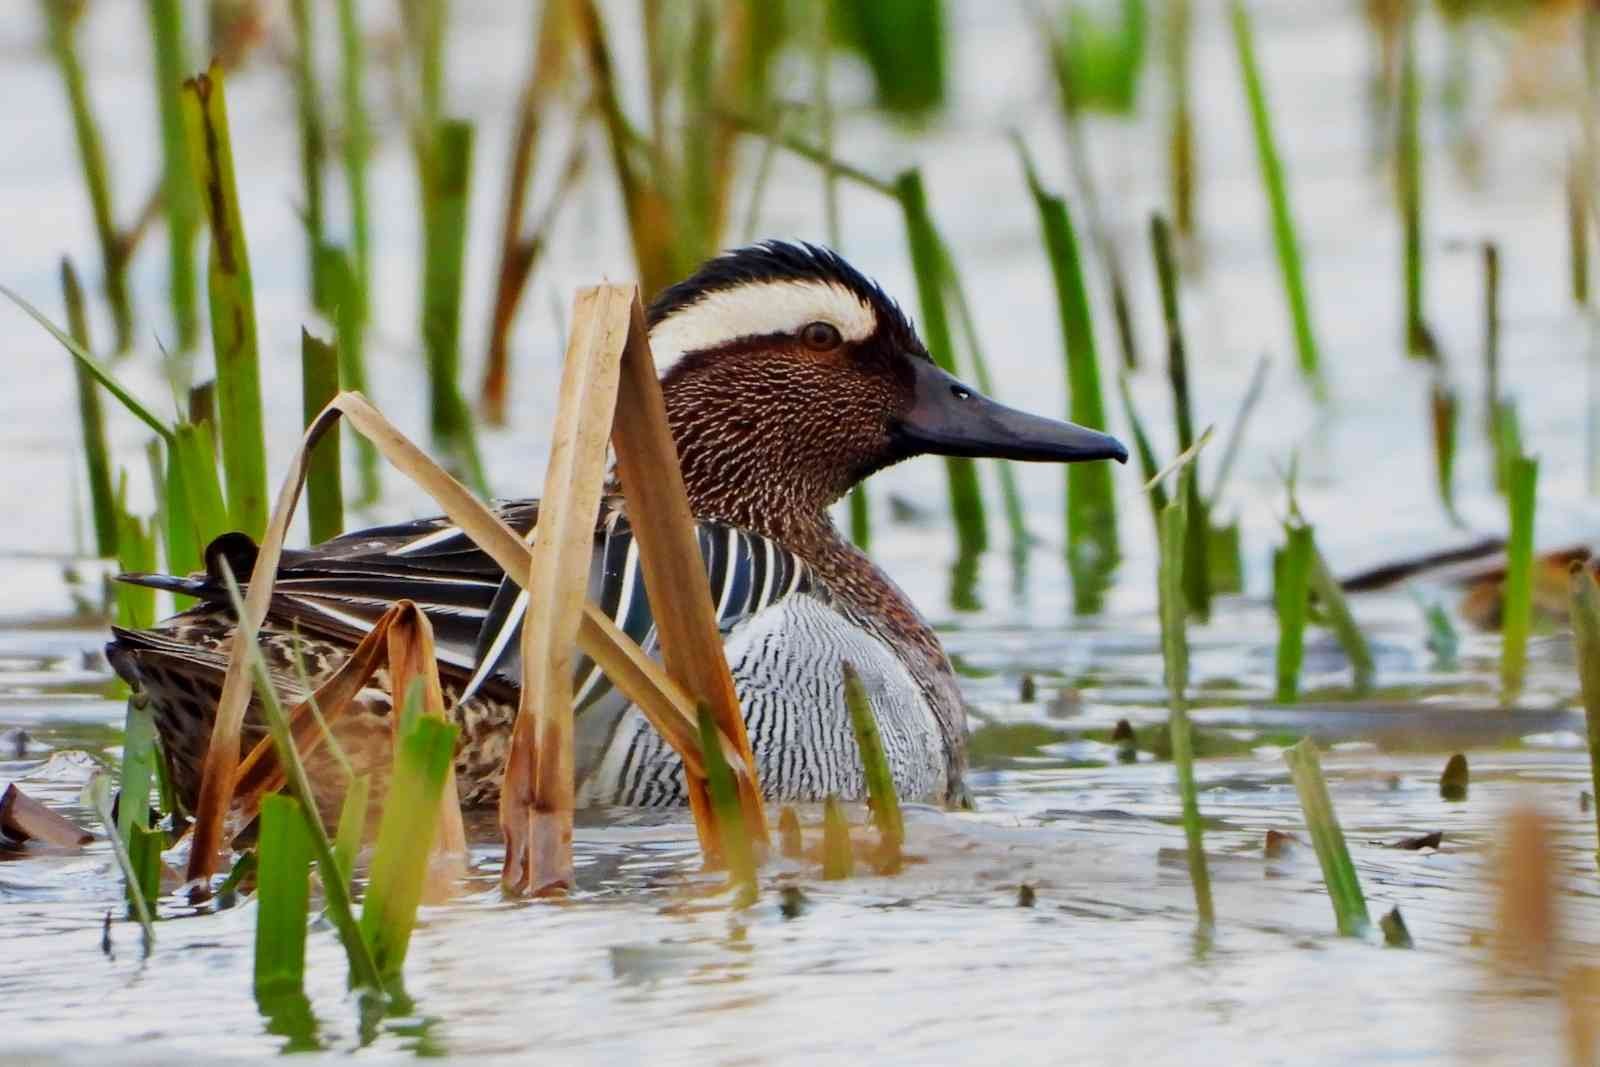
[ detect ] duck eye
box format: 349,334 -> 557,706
950,384 -> 972,401
800,321 -> 842,350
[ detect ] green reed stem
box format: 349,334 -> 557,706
420,119 -> 488,497
1274,521 -> 1313,703
318,246 -> 379,505
289,0 -> 331,310
60,259 -> 116,557
337,0 -> 371,317
1166,0 -> 1195,236
1501,454 -> 1539,703
182,65 -> 269,540
1569,564 -> 1600,866
896,169 -> 987,557
117,695 -> 158,846
1159,465 -> 1215,930
697,702 -> 756,900
1018,141 -> 1119,603
1207,521 -> 1244,595
843,662 -> 904,870
833,0 -> 945,117
1116,374 -> 1166,522
1284,738 -> 1370,937
1483,242 -> 1500,439
255,793 -> 314,995
170,420 -> 229,573
1209,354 -> 1270,508
822,795 -> 853,880
360,682 -> 459,980
218,565 -> 382,991
1397,0 -> 1435,360
301,328 -> 343,544
84,773 -> 154,953
941,240 -> 1030,552
1571,156 -> 1590,308
149,0 -> 200,352
1151,215 -> 1209,618
44,0 -> 133,352
1431,378 -> 1460,522
1228,0 -> 1321,384
1308,540 -> 1376,695
333,772 -> 372,885
114,490 -> 156,630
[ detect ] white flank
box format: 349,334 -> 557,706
649,278 -> 877,367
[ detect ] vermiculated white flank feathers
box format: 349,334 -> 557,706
648,278 -> 877,367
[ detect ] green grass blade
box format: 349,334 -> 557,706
359,694 -> 459,979
420,119 -> 488,497
1568,564 -> 1600,867
301,328 -> 343,544
1017,142 -> 1119,603
1228,0 -> 1321,384
0,283 -> 173,442
1284,738 -> 1371,937
1159,467 -> 1215,929
217,565 -> 383,990
842,662 -> 903,870
60,258 -> 116,557
254,793 -> 314,995
1150,215 -> 1210,617
333,772 -> 371,886
1501,454 -> 1539,703
697,703 -> 757,900
895,169 -> 986,557
1307,540 -> 1376,695
182,65 -> 269,539
1274,522 -> 1313,703
117,696 -> 158,843
148,0 -> 200,351
83,773 -> 154,952
44,1 -> 133,352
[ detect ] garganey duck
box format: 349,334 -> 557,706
108,242 -> 1127,818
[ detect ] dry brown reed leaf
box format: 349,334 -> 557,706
609,291 -> 768,851
500,284 -> 627,895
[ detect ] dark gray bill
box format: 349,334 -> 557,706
893,359 -> 1128,464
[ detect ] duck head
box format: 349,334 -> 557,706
647,242 -> 1127,536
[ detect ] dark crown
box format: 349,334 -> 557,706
646,240 -> 925,358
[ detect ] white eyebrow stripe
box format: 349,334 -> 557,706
648,278 -> 877,367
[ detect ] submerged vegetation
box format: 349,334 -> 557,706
7,1 -> 1600,1060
